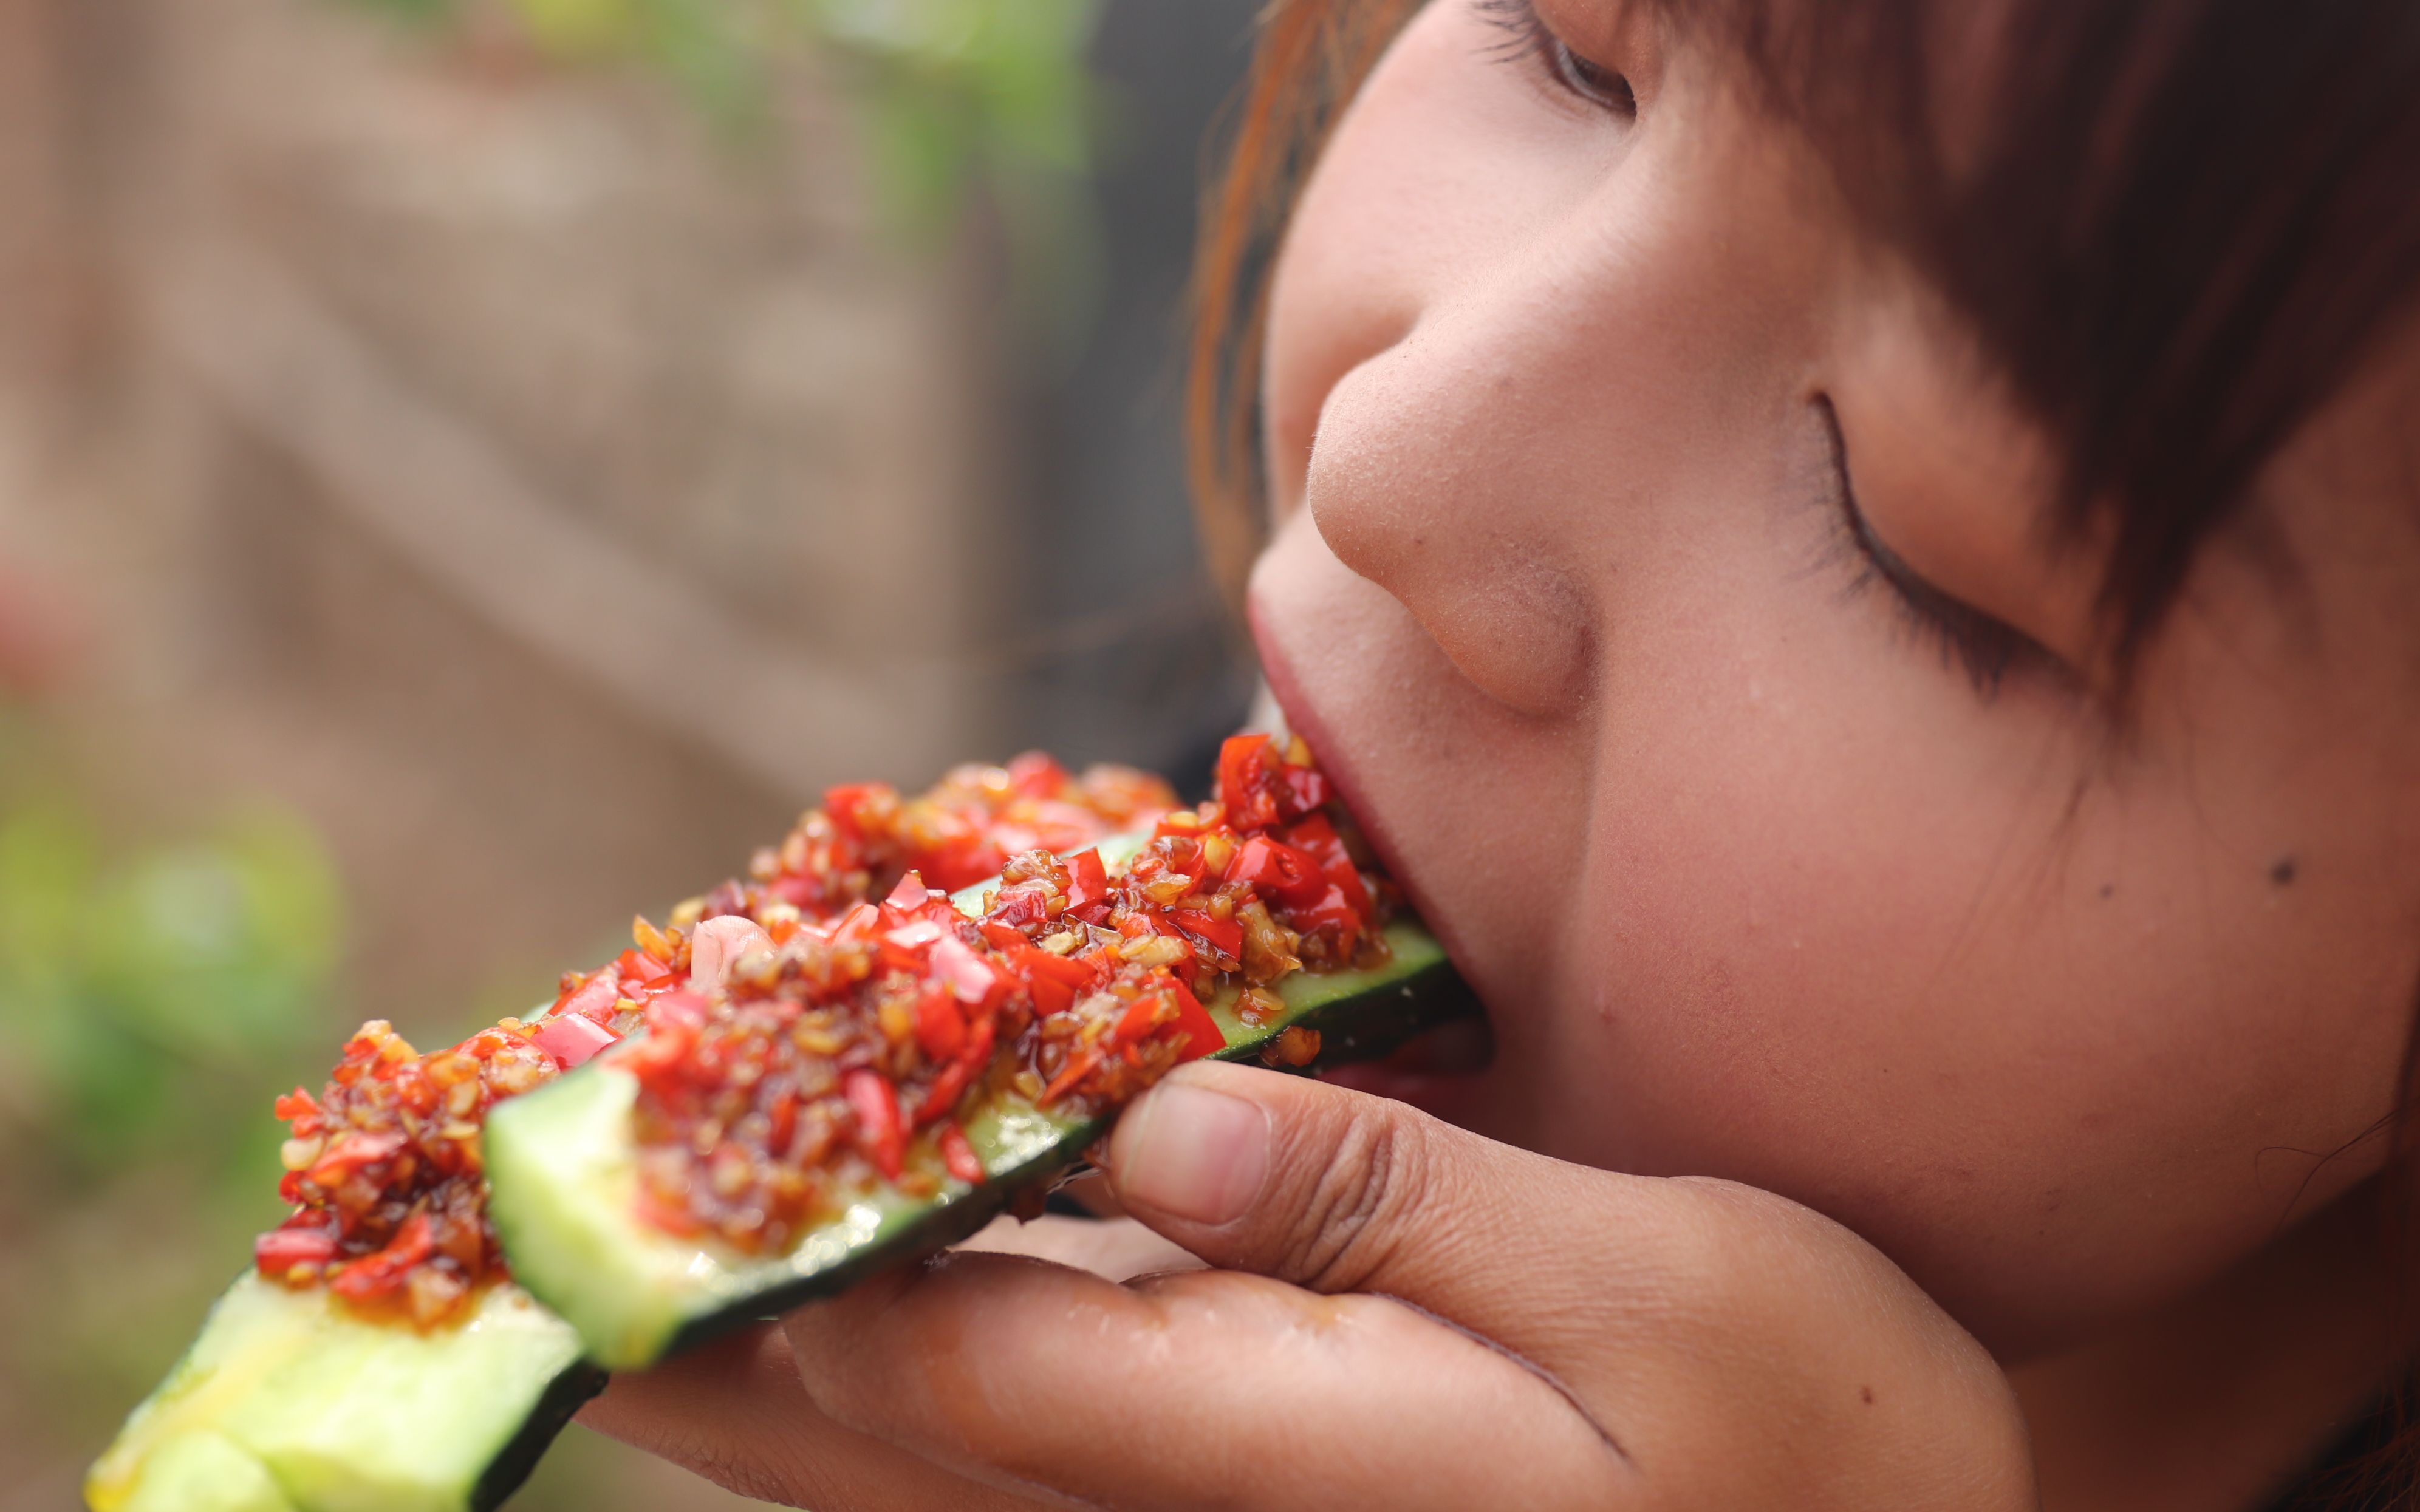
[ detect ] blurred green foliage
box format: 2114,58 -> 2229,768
0,715 -> 347,1439
0,797 -> 341,1178
340,0 -> 1110,339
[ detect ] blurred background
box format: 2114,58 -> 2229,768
0,0 -> 1260,1503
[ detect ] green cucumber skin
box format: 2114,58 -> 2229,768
1237,948 -> 1479,1074
488,918 -> 1478,1370
465,1362 -> 608,1512
658,1123 -> 1107,1360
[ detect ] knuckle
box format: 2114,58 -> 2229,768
1280,1103 -> 1436,1291
666,1433 -> 815,1508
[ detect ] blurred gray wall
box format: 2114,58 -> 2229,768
1003,0 -> 1265,793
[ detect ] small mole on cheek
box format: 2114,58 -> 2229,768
2097,883 -> 2114,900
1860,1386 -> 1875,1405
2271,856 -> 2299,887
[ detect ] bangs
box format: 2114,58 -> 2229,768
1703,0 -> 2420,666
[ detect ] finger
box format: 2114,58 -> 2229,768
581,1321 -> 1052,1511
784,1250 -> 1627,1512
1112,1065 -> 2025,1498
1101,1060 -> 1635,1354
951,1211 -> 1203,1279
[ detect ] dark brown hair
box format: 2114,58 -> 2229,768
1188,1 -> 2420,1503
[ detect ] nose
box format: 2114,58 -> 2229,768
1302,279 -> 1621,721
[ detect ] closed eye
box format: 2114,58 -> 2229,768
1817,400 -> 2068,700
1476,0 -> 1638,119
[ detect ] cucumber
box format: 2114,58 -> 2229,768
485,911 -> 1475,1371
84,1273 -> 603,1512
90,819 -> 1475,1507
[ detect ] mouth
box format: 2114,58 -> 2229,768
1318,1013 -> 1496,1122
1243,599 -> 1500,1123
1243,599 -> 1419,914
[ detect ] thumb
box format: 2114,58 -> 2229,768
1101,1061 -> 2035,1512
1103,1058 -> 1593,1313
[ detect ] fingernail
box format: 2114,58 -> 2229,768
1117,1081 -> 1269,1226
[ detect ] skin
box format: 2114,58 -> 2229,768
592,2 -> 2420,1506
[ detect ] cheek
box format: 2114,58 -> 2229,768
1264,482 -> 2411,1353
1531,613 -> 2414,1352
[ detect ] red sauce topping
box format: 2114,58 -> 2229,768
256,1023 -> 556,1326
621,734 -> 1390,1254
255,755 -> 1177,1326
253,746 -> 1385,1323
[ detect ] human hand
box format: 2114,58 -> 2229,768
586,1060 -> 2035,1510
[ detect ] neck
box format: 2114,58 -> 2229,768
2011,1179 -> 2405,1512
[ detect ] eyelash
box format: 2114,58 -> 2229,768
1816,401 -> 2053,700
1477,0 -> 1638,118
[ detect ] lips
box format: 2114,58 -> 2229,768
1245,596 -> 1428,925
1245,596 -> 1498,1117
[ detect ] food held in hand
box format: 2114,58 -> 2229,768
89,745 -> 1476,1508
487,735 -> 1474,1369
87,755 -> 1184,1512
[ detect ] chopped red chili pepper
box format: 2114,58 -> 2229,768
271,1087 -> 320,1123
1228,835 -> 1328,908
1163,979 -> 1226,1062
913,1014 -> 995,1128
328,1210 -> 436,1303
1005,751 -> 1070,799
555,970 -> 624,1024
914,982 -> 966,1061
1064,847 -> 1111,921
1024,950 -> 1098,991
1282,812 -> 1373,918
1288,884 -> 1364,964
1172,908 -> 1245,962
846,1069 -> 905,1180
1113,992 -> 1168,1048
937,1122 -> 986,1184
1039,1046 -> 1106,1106
253,747 -> 1395,1315
1216,734 -> 1283,829
616,949 -> 675,989
929,933 -> 1007,1006
254,1221 -> 339,1279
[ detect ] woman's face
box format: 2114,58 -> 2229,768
1249,0 -> 2420,1357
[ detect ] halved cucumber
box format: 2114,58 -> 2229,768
485,913 -> 1475,1371
84,1273 -> 601,1512
90,834 -> 1475,1507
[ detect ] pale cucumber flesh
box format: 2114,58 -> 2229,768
85,1273 -> 602,1512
